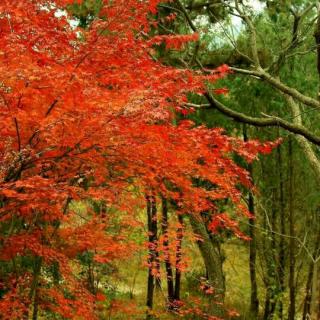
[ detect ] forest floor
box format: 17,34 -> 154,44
99,241 -> 255,319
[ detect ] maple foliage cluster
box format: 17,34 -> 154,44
0,0 -> 277,319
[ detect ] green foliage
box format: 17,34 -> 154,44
68,0 -> 103,28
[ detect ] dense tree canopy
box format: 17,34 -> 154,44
0,1 -> 281,319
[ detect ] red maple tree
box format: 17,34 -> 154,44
0,1 -> 277,319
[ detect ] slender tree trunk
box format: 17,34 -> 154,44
302,214 -> 320,320
153,199 -> 161,291
317,263 -> 320,320
288,138 -> 296,320
259,157 -> 278,320
161,196 -> 175,308
276,143 -> 286,320
303,260 -> 315,320
174,214 -> 184,303
146,195 -> 158,319
248,183 -> 259,318
30,256 -> 42,320
263,290 -> 271,320
314,2 -> 320,100
270,204 -> 278,319
261,191 -> 271,320
311,264 -> 319,319
263,204 -> 278,320
32,288 -> 39,320
243,125 -> 259,318
189,214 -> 225,317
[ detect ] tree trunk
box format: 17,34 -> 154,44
287,138 -> 296,320
317,263 -> 320,320
277,143 -> 286,320
161,196 -> 175,308
174,214 -> 184,303
302,213 -> 320,320
263,289 -> 271,320
243,125 -> 259,318
248,183 -> 260,318
303,260 -> 314,320
146,195 -> 158,319
311,263 -> 319,320
30,256 -> 42,320
285,96 -> 320,185
32,288 -> 39,320
263,203 -> 278,320
189,214 -> 225,317
314,2 -> 320,100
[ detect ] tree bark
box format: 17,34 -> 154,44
317,263 -> 320,320
263,290 -> 271,320
263,204 -> 278,320
277,143 -> 286,320
314,2 -> 320,100
174,214 -> 184,303
32,288 -> 39,320
303,260 -> 315,320
285,96 -> 320,185
189,214 -> 225,317
204,92 -> 320,147
243,125 -> 259,318
311,263 -> 319,320
287,138 -> 296,320
30,256 -> 42,320
302,211 -> 320,320
248,183 -> 260,318
146,195 -> 158,319
161,196 -> 175,308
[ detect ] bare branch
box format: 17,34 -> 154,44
230,67 -> 320,110
14,118 -> 21,152
176,0 -> 197,32
234,0 -> 260,67
203,92 -> 320,146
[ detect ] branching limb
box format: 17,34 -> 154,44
284,95 -> 320,183
234,0 -> 261,67
203,92 -> 320,146
14,118 -> 21,152
230,67 -> 320,110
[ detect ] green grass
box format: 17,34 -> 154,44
101,239 -> 259,319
